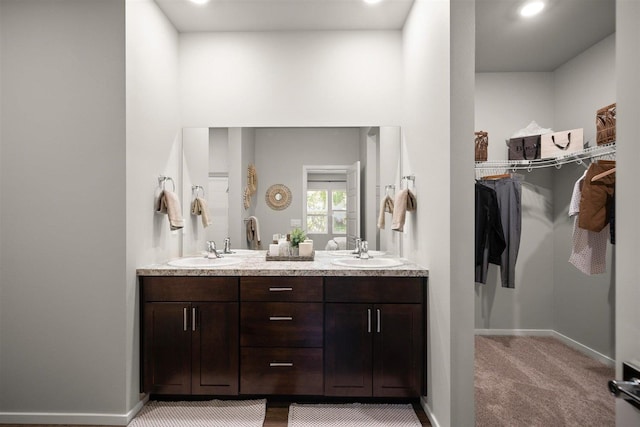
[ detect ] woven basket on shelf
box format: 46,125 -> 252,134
596,103 -> 616,146
475,131 -> 488,162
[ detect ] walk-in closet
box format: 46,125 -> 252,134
474,1 -> 616,425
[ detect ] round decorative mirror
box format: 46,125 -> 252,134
265,184 -> 292,210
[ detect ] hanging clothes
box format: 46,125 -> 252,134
479,176 -> 522,288
475,182 -> 506,284
568,170 -> 610,275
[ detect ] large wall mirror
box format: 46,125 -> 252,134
181,126 -> 402,256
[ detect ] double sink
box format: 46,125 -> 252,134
167,249 -> 404,269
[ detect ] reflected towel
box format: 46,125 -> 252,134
377,195 -> 395,229
391,189 -> 416,232
156,189 -> 184,230
246,216 -> 261,249
191,197 -> 212,228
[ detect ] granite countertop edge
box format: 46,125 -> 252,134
136,257 -> 428,278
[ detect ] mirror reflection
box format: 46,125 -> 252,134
182,126 -> 402,256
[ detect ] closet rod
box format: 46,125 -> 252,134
475,142 -> 615,172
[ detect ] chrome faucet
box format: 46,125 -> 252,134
206,240 -> 222,258
223,237 -> 232,254
359,240 -> 370,259
352,238 -> 361,255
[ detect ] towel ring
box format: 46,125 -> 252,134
159,176 -> 175,192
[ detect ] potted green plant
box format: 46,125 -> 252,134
290,228 -> 307,255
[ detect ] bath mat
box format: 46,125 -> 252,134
128,399 -> 266,427
287,403 -> 422,427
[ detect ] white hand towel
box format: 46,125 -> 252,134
157,189 -> 184,230
377,195 -> 395,229
246,216 -> 261,249
391,189 -> 417,232
191,197 -> 212,228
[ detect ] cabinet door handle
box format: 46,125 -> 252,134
183,307 -> 188,332
367,308 -> 372,333
269,362 -> 294,367
377,308 -> 381,333
192,307 -> 197,332
269,287 -> 293,292
269,316 -> 293,321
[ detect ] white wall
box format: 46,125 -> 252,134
403,0 -> 475,425
125,0 -> 181,415
179,31 -> 402,127
616,0 -> 640,424
552,34 -> 616,359
1,0 -> 127,422
475,74 -> 555,331
475,72 -> 555,160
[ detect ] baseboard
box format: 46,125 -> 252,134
551,330 -> 615,367
475,328 -> 615,367
419,396 -> 442,427
475,328 -> 553,336
0,394 -> 148,426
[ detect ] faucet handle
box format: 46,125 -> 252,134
359,240 -> 370,259
353,238 -> 361,254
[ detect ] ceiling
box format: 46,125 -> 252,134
476,0 -> 615,72
153,0 -> 415,32
155,0 -> 616,73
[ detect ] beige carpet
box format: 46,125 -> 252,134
475,336 -> 615,427
288,403 -> 422,427
128,399 -> 266,427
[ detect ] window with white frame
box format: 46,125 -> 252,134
306,181 -> 347,235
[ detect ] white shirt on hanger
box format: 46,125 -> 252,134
569,170 -> 609,275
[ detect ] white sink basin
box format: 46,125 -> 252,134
324,249 -> 386,257
167,257 -> 243,268
222,249 -> 263,256
330,257 -> 404,268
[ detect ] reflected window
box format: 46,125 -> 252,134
306,185 -> 347,235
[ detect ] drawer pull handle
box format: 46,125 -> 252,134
377,308 -> 381,333
367,308 -> 372,333
183,307 -> 188,332
269,316 -> 293,321
269,287 -> 293,292
192,307 -> 197,332
269,362 -> 294,367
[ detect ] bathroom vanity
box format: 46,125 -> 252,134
137,254 -> 428,398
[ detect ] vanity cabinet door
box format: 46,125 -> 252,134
324,301 -> 423,398
324,303 -> 373,396
192,302 -> 239,395
373,304 -> 422,397
143,302 -> 192,395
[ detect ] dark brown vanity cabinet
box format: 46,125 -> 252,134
141,277 -> 239,396
324,277 -> 424,398
239,277 -> 324,395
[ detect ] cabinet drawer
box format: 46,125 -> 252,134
240,277 -> 322,302
241,302 -> 322,347
142,277 -> 238,302
325,277 -> 423,303
240,348 -> 323,395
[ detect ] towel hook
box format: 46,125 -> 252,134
192,185 -> 204,199
401,175 -> 415,189
158,176 -> 175,192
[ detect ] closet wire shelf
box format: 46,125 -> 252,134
475,142 -> 616,173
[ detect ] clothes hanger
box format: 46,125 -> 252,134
591,167 -> 616,182
480,173 -> 511,180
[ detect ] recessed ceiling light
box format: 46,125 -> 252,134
189,0 -> 210,5
520,1 -> 545,17
363,0 -> 383,5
